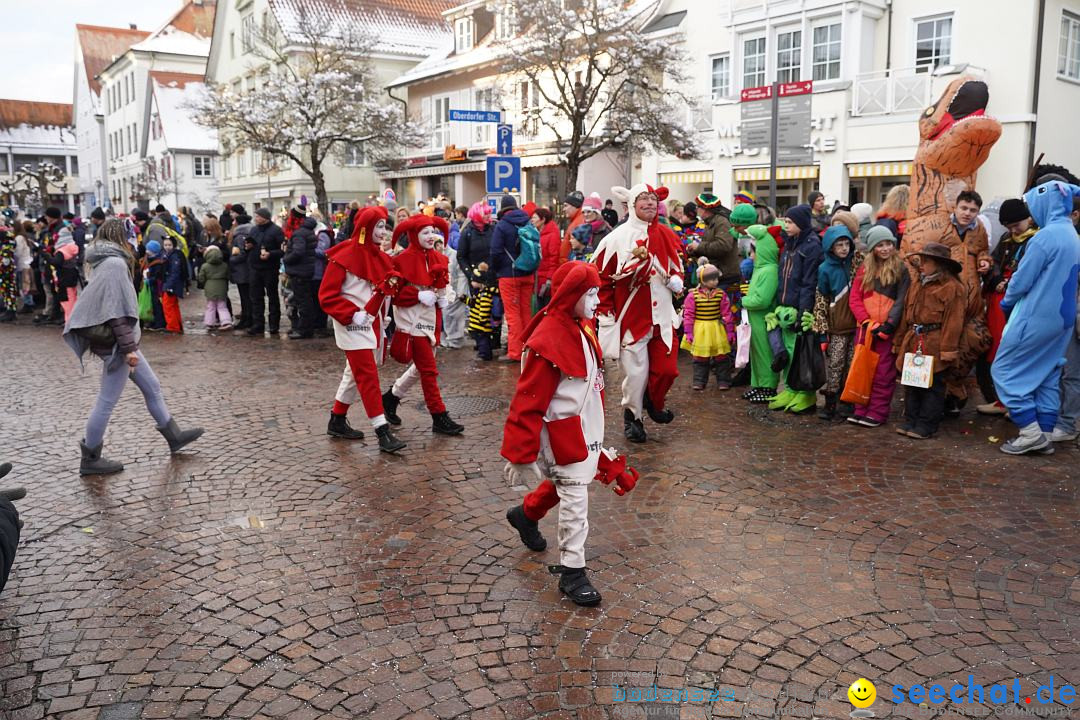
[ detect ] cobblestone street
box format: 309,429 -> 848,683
0,303 -> 1077,720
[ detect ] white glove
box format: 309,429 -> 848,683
666,275 -> 684,294
503,461 -> 542,486
351,310 -> 370,327
436,293 -> 449,308
417,290 -> 437,307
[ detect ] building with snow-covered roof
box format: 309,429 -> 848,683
142,72 -> 219,214
96,0 -> 216,213
0,100 -> 79,214
205,0 -> 454,213
73,23 -> 150,214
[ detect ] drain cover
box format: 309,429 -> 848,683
414,395 -> 506,417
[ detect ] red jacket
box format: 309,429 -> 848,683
537,221 -> 561,286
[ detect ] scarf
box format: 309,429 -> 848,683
63,243 -> 142,368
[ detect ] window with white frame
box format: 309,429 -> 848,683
128,73 -> 135,104
474,87 -> 495,145
812,23 -> 841,81
742,37 -> 766,89
914,15 -> 952,70
241,13 -> 256,53
237,149 -> 246,176
776,30 -> 802,83
455,17 -> 474,53
519,80 -> 540,112
344,144 -> 366,166
193,155 -> 213,177
432,96 -> 450,147
1060,11 -> 1080,80
710,54 -> 731,100
495,5 -> 517,40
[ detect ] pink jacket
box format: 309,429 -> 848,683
682,287 -> 734,342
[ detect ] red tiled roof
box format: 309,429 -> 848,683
148,71 -> 205,89
273,0 -> 454,28
163,0 -> 217,38
75,24 -> 151,96
0,100 -> 73,129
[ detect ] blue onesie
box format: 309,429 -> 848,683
992,181 -> 1080,430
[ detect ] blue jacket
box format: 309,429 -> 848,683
162,250 -> 185,297
817,226 -> 854,299
489,208 -> 532,279
777,204 -> 824,312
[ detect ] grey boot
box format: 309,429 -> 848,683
156,418 -> 204,454
80,441 -> 124,476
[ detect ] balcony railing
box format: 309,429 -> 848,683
851,64 -> 987,118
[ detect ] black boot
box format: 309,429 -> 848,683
0,487 -> 25,502
327,413 -> 364,440
837,401 -> 855,419
550,565 -> 602,607
156,418 -> 204,453
79,440 -> 124,476
624,408 -> 647,443
432,412 -> 464,435
0,310 -> 15,323
642,391 -> 674,424
382,389 -> 402,426
817,393 -> 837,421
691,361 -> 710,391
375,424 -> 406,453
506,505 -> 546,551
0,462 -> 10,480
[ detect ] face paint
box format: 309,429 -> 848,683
373,219 -> 389,244
574,287 -> 600,320
418,226 -> 438,249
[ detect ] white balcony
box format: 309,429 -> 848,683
851,64 -> 987,118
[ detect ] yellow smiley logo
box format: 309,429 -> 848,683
848,679 -> 877,708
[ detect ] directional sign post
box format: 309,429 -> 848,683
739,81 -> 813,208
496,124 -> 513,155
486,156 -> 522,195
449,109 -> 502,123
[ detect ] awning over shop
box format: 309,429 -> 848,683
734,166 -> 819,181
848,162 -> 912,178
659,170 -> 713,185
379,161 -> 486,179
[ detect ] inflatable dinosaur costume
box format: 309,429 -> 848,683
902,76 -> 1002,401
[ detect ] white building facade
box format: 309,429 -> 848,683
205,0 -> 452,214
641,0 -> 1080,212
382,0 -> 627,211
0,101 -> 79,214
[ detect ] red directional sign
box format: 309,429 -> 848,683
779,80 -> 813,97
740,85 -> 773,102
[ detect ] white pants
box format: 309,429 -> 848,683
392,362 -> 420,398
619,329 -> 653,420
333,360 -> 387,428
555,481 -> 589,568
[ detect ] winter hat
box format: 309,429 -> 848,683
683,202 -> 698,221
807,191 -> 824,208
699,263 -> 720,281
154,204 -> 168,214
132,210 -> 150,224
145,240 -> 162,256
90,207 -> 106,221
500,194 -> 518,211
521,201 -> 537,218
45,207 -> 62,220
730,203 -> 757,226
998,198 -> 1031,225
910,242 -> 962,275
784,204 -> 813,233
583,192 -> 603,213
696,193 -> 723,210
851,203 -> 873,224
255,207 -> 273,221
830,210 -> 859,238
863,224 -> 896,251
231,204 -> 246,215
563,191 -> 584,208
290,206 -> 307,220
204,244 -> 223,260
734,190 -> 756,205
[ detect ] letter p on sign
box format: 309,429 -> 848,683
486,156 -> 521,194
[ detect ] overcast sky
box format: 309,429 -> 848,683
2,0 -> 186,104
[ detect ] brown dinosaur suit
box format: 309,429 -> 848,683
902,76 -> 1002,402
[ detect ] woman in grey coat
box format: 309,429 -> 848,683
62,218 -> 203,476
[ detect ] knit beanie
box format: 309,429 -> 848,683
831,210 -> 859,238
145,240 -> 162,255
583,192 -> 602,212
730,203 -> 757,226
696,193 -> 722,209
734,190 -> 756,205
500,194 -> 518,211
563,191 -> 584,208
255,207 -> 272,220
998,198 -> 1031,225
864,225 -> 896,251
851,203 -> 873,224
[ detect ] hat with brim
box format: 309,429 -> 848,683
908,242 -> 962,275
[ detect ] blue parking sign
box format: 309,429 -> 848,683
485,156 -> 521,194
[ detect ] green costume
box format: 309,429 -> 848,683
742,225 -> 779,392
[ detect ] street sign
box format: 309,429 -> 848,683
449,109 -> 502,123
382,188 -> 396,204
779,80 -> 813,97
485,156 -> 521,194
486,193 -> 520,216
740,99 -> 772,148
776,93 -> 813,166
497,124 -> 513,155
740,85 -> 773,102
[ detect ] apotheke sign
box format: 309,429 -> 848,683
715,114 -> 838,159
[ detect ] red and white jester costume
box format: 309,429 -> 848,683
503,262 -> 639,606
592,183 -> 685,443
318,206 -> 406,453
366,215 -> 465,436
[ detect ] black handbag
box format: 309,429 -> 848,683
787,331 -> 826,391
77,323 -> 114,347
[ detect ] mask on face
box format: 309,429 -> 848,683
574,287 -> 600,320
418,226 -> 438,249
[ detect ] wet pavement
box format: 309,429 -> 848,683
0,299 -> 1077,720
